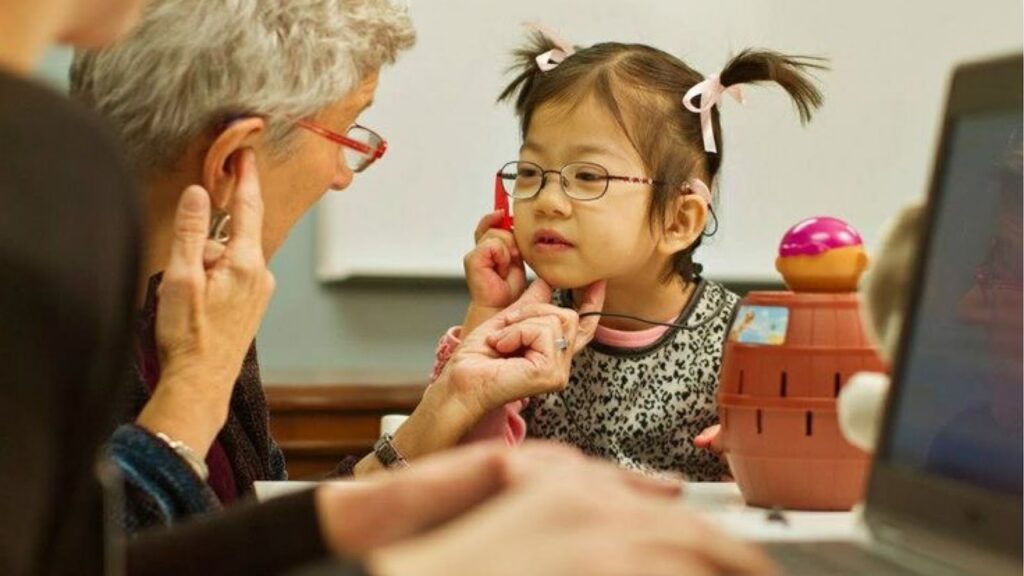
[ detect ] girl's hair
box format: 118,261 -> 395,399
499,33 -> 826,282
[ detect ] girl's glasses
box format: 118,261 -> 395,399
298,120 -> 387,173
497,160 -> 662,202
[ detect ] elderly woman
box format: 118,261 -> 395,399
70,0 -> 605,528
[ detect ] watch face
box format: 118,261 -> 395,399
374,435 -> 406,469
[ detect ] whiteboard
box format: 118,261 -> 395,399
317,0 -> 1022,282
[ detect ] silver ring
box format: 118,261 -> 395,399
555,337 -> 569,351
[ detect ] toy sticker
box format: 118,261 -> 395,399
728,305 -> 789,345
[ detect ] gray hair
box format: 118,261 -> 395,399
71,0 -> 415,174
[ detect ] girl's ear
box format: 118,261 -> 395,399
658,191 -> 708,257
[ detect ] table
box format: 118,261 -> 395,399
256,477 -> 864,545
684,482 -> 867,542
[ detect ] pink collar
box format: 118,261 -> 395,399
593,321 -> 673,349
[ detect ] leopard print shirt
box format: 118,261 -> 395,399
524,280 -> 739,480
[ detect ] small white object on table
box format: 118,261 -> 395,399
253,480 -> 322,501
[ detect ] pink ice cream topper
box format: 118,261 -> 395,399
779,217 -> 863,257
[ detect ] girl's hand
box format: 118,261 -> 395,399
136,149 -> 275,457
693,424 -> 723,454
694,424 -> 733,481
462,210 -> 527,335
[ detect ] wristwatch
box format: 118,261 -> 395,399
155,432 -> 210,481
373,433 -> 410,470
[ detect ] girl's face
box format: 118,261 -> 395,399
512,97 -> 665,289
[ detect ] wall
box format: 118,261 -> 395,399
34,1 -> 1023,377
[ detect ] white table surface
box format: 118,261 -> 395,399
683,482 -> 868,542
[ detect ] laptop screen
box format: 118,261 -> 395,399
886,111 -> 1022,496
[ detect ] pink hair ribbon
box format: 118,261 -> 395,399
524,21 -> 576,72
682,74 -> 745,154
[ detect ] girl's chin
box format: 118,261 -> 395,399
532,266 -> 601,292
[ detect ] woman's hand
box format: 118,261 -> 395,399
322,441 -> 685,556
354,278 -> 605,475
432,278 -> 605,447
136,149 -> 275,457
322,441 -> 641,554
448,278 -> 605,416
357,442 -> 774,576
462,210 -> 527,335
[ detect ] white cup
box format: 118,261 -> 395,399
380,414 -> 409,437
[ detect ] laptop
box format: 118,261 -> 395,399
765,53 -> 1023,575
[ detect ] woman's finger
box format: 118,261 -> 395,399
159,186 -> 213,337
506,305 -> 578,356
574,280 -> 606,352
665,518 -> 776,576
561,458 -> 684,500
487,316 -> 561,359
166,185 -> 212,279
202,240 -> 227,269
500,302 -> 575,329
505,279 -> 553,310
487,319 -> 553,356
224,148 -> 264,261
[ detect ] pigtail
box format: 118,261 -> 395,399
719,49 -> 827,123
497,32 -> 561,112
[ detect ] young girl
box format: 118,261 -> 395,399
432,28 -> 824,479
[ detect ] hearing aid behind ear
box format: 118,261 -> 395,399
207,149 -> 249,243
209,210 -> 231,244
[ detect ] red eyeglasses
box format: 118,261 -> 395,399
297,119 -> 387,173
